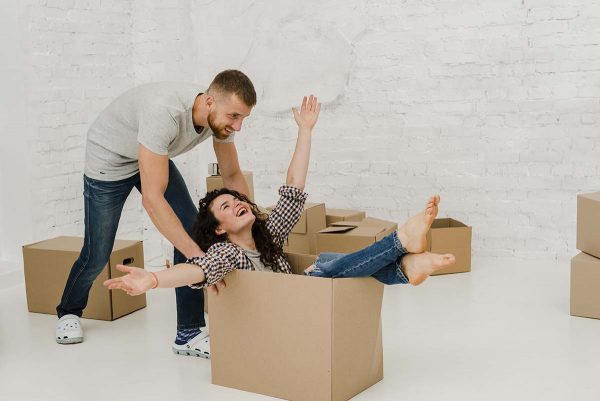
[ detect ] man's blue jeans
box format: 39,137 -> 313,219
56,160 -> 205,330
307,231 -> 410,284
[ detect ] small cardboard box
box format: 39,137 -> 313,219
209,255 -> 384,401
22,236 -> 146,321
325,208 -> 366,226
427,218 -> 472,275
577,192 -> 600,259
316,217 -> 397,254
571,252 -> 600,319
206,171 -> 255,202
270,203 -> 326,254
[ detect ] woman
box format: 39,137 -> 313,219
104,95 -> 455,298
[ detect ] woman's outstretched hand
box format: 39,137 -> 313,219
292,95 -> 321,130
103,264 -> 156,296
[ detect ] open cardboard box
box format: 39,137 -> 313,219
427,218 -> 472,275
22,236 -> 146,321
208,252 -> 384,401
316,217 -> 397,254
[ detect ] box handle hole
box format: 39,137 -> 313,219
122,257 -> 134,265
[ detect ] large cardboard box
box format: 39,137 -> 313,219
325,208 -> 366,226
316,217 -> 397,254
577,191 -> 600,258
22,236 -> 146,321
427,218 -> 472,275
209,255 -> 384,401
571,252 -> 600,319
206,171 -> 255,202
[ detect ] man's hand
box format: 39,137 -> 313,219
104,264 -> 156,296
292,95 -> 321,130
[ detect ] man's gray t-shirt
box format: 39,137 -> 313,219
84,82 -> 235,181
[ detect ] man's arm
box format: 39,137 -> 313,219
138,144 -> 203,259
213,140 -> 250,197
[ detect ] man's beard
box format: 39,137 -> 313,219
207,113 -> 230,140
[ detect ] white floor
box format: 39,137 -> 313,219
1,256 -> 599,401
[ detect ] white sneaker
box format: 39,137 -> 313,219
172,330 -> 210,358
56,314 -> 83,344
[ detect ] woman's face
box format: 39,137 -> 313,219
209,194 -> 256,236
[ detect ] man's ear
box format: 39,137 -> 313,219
205,94 -> 215,109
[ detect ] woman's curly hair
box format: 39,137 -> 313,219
192,188 -> 285,271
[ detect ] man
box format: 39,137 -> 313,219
55,70 -> 255,358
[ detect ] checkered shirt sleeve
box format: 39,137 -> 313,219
186,242 -> 244,289
266,185 -> 308,248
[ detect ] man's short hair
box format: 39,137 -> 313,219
208,70 -> 256,107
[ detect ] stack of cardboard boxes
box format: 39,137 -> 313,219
206,173 -> 473,400
22,166 -> 473,401
572,192 -> 600,319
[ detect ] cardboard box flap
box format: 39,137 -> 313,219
430,218 -> 468,229
319,225 -> 358,234
329,221 -> 362,228
268,202 -> 325,234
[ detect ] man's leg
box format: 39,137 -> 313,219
159,161 -> 208,357
56,174 -> 136,343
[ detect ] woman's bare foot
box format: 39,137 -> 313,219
400,252 -> 455,286
396,195 -> 440,253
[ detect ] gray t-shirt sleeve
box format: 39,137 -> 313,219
137,106 -> 178,155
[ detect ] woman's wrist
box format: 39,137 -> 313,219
150,271 -> 159,289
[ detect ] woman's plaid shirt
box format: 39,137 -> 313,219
187,185 -> 308,289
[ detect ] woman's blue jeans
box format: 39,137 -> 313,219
307,231 -> 410,285
56,160 -> 205,330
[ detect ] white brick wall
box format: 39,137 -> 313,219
3,0 -> 600,271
